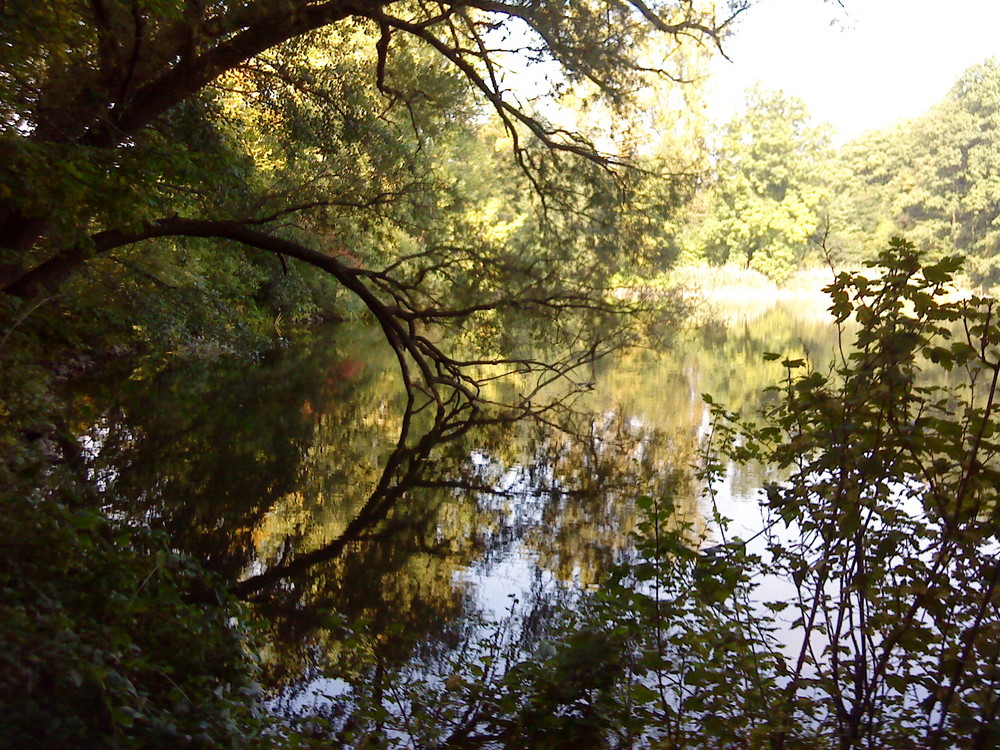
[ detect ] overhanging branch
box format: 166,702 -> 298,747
5,215 -> 620,420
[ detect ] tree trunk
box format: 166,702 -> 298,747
3,245 -> 88,299
0,202 -> 55,296
0,211 -> 49,254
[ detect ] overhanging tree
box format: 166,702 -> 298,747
0,0 -> 746,413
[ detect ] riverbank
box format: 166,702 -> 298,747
669,264 -> 835,300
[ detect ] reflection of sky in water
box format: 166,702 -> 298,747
457,542 -> 557,619
75,294 -> 866,707
454,448 -> 596,615
420,294 -> 840,676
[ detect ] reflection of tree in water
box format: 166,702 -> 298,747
238,403 -> 705,690
64,301 -> 851,697
67,329 -> 400,582
65,329 -> 710,695
461,411 -> 702,587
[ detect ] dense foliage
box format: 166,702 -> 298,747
314,243 -> 1000,747
831,59 -> 1000,286
0,473 -> 266,749
697,85 -> 832,282
682,58 -> 1000,286
0,0 -> 738,384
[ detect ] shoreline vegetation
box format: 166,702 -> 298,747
3,0 -> 999,744
613,266 -> 840,330
621,262 -> 978,311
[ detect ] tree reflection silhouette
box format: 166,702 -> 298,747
67,302 -> 850,698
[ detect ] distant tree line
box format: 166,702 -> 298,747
678,58 -> 1000,287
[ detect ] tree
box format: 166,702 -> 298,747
823,125 -> 909,265
312,242 -> 1000,747
832,58 -> 1000,285
698,85 -> 832,281
0,0 -> 748,414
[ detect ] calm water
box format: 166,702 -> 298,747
69,293 -> 844,697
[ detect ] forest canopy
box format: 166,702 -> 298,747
0,0 -> 748,418
671,57 -> 1000,287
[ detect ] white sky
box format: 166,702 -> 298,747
708,0 -> 1000,142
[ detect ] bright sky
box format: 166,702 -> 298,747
708,0 -> 1000,142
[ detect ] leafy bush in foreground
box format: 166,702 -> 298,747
318,241 -> 1000,748
0,474 -> 266,749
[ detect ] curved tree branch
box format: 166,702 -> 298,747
5,214 -> 618,421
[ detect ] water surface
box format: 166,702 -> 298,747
70,293 -> 844,694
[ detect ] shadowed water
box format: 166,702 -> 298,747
67,294 -> 844,696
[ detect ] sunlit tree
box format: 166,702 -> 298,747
0,1 -> 747,418
832,58 -> 1000,286
698,85 -> 832,281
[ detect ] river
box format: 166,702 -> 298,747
68,291 -> 843,705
